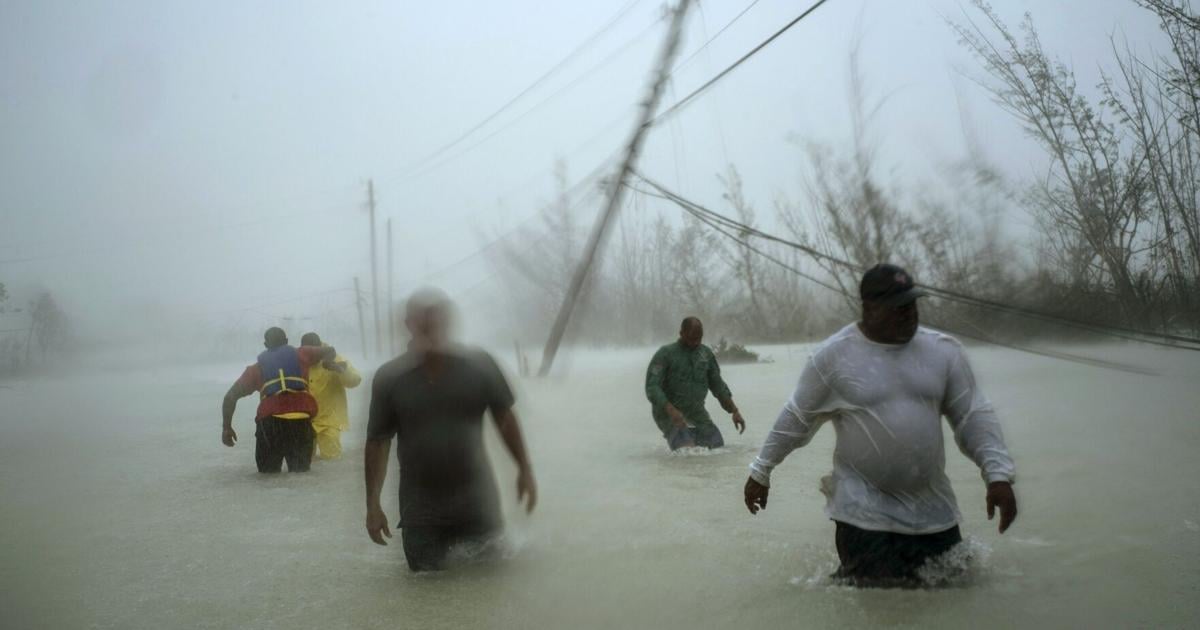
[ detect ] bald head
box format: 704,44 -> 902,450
405,287 -> 454,351
679,316 -> 703,348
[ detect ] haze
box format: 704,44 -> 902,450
0,0 -> 1166,347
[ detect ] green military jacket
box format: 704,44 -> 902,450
645,341 -> 733,435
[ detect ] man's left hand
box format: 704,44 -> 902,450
516,466 -> 538,514
732,411 -> 746,434
322,359 -> 346,372
986,481 -> 1017,533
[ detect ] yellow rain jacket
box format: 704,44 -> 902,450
307,352 -> 361,432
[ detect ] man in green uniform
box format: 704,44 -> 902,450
645,316 -> 746,450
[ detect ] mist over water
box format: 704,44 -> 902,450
3,0 -> 1199,627
2,342 -> 1197,628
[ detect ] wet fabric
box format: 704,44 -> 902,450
644,341 -> 733,436
254,416 -> 314,473
666,422 -> 725,451
749,324 -> 1016,535
400,523 -> 500,572
312,426 -> 343,460
833,521 -> 962,586
366,346 -> 514,528
307,352 -> 361,460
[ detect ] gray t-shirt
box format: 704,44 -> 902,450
367,346 -> 515,529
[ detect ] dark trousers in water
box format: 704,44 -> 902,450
401,522 -> 498,572
665,423 -> 725,450
254,416 -> 314,473
833,521 -> 962,586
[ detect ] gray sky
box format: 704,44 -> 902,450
0,0 -> 1167,341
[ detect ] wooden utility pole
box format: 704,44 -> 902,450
386,217 -> 395,357
538,0 -> 693,377
367,179 -> 382,358
354,276 -> 368,360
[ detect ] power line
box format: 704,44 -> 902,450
637,172 -> 1200,349
642,183 -> 1161,374
631,171 -> 1200,351
692,0 -> 736,165
399,0 -> 645,177
671,0 -> 763,75
400,0 -> 767,182
629,184 -> 845,294
402,17 -> 663,181
651,0 -> 834,126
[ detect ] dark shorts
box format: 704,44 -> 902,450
665,423 -> 725,450
833,521 -> 963,587
254,416 -> 314,473
400,522 -> 500,572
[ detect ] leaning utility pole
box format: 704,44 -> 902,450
537,0 -> 693,377
386,217 -> 395,357
367,179 -> 382,357
354,276 -> 368,359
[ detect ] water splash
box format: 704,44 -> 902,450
667,446 -> 729,457
1009,536 -> 1055,547
915,536 -> 992,587
787,536 -> 995,590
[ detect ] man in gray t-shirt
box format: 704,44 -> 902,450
364,289 -> 537,572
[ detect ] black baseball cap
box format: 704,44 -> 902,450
859,263 -> 927,307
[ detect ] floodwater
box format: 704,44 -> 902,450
2,340 -> 1199,629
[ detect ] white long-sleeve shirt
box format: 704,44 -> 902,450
749,324 -> 1016,535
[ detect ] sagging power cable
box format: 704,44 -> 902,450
402,0 -> 770,182
633,183 -> 1161,375
630,171 -> 1200,351
404,19 -> 663,181
671,0 -> 763,75
400,0 -> 646,177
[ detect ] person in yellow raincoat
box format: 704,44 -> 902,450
300,332 -> 362,460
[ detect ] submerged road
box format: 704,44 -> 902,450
1,342 -> 1198,628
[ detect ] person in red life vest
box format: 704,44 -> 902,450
221,327 -> 336,473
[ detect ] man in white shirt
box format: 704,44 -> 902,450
743,264 -> 1018,586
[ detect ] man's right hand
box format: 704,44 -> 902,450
221,427 -> 237,447
366,506 -> 392,546
665,403 -> 689,429
744,476 -> 769,514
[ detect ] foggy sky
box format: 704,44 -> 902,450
0,0 -> 1167,341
